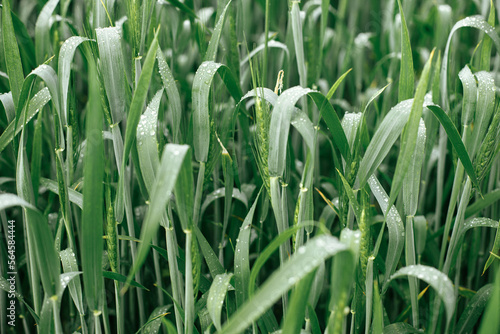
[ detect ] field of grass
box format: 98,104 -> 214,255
1,0 -> 500,333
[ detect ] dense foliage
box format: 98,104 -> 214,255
0,0 -> 499,333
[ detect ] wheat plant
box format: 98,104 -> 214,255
0,0 -> 499,333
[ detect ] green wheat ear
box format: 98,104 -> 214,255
191,233 -> 202,298
474,104 -> 500,186
254,94 -> 271,194
105,177 -> 118,273
359,189 -> 371,279
203,118 -> 222,188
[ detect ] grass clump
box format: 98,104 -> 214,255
1,1 -> 500,334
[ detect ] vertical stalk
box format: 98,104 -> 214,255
193,162 -> 206,226
184,230 -> 194,334
405,216 -> 418,327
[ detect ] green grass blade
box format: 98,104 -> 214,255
2,0 -> 24,109
239,88 -> 315,153
328,229 -> 360,334
200,187 -> 248,218
137,89 -> 163,193
403,119 -> 426,216
456,284 -> 493,334
34,0 -> 59,64
192,61 -> 241,163
138,305 -> 171,334
0,92 -> 15,122
207,273 -> 233,331
282,271 -> 315,334
387,50 -> 434,215
58,36 -> 92,125
81,61 -> 105,312
458,65 -> 476,128
441,15 -> 500,111
125,144 -> 190,287
291,1 -> 307,90
478,267 -> 500,334
40,177 -> 83,209
157,49 -> 182,143
325,68 -> 352,101
234,188 -> 262,307
59,248 -> 85,315
116,28 -> 159,221
367,175 -> 405,285
358,97 -> 429,187
96,27 -> 128,123
469,71 -> 496,158
382,323 -> 422,333
427,105 -> 480,192
102,271 -> 148,290
397,0 -> 414,102
385,265 -> 455,328
195,225 -> 225,279
0,87 -> 51,154
204,0 -> 232,61
220,235 -> 349,334
268,86 -> 312,177
483,220 -> 500,274
479,0 -> 495,71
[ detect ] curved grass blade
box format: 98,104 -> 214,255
384,265 -> 455,328
102,271 -> 148,290
483,220 -> 500,274
208,273 -> 233,331
282,271 -> 316,334
397,0 -> 414,102
441,15 -> 500,111
200,187 -> 248,217
0,87 -> 51,154
358,96 -> 429,187
234,188 -> 262,307
0,276 -> 39,324
240,40 -> 289,66
34,0 -> 59,64
387,50 -> 434,215
0,92 -> 15,122
138,305 -> 171,334
427,105 -> 480,193
2,0 -> 24,109
239,88 -> 315,153
192,61 -> 241,163
39,177 -> 83,208
465,189 -> 500,218
382,323 -> 422,334
456,284 -> 493,334
96,27 -> 128,123
204,0 -> 232,61
1,193 -> 61,297
269,86 -> 350,177
219,235 -> 349,334
125,144 -> 190,288
60,248 -> 85,316
470,71 -> 496,158
116,28 -> 159,221
157,49 -> 182,143
367,175 -> 405,285
137,89 -> 163,193
268,86 -> 311,177
194,225 -> 225,279
478,267 -> 500,334
59,36 -> 93,125
403,119 -> 426,216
